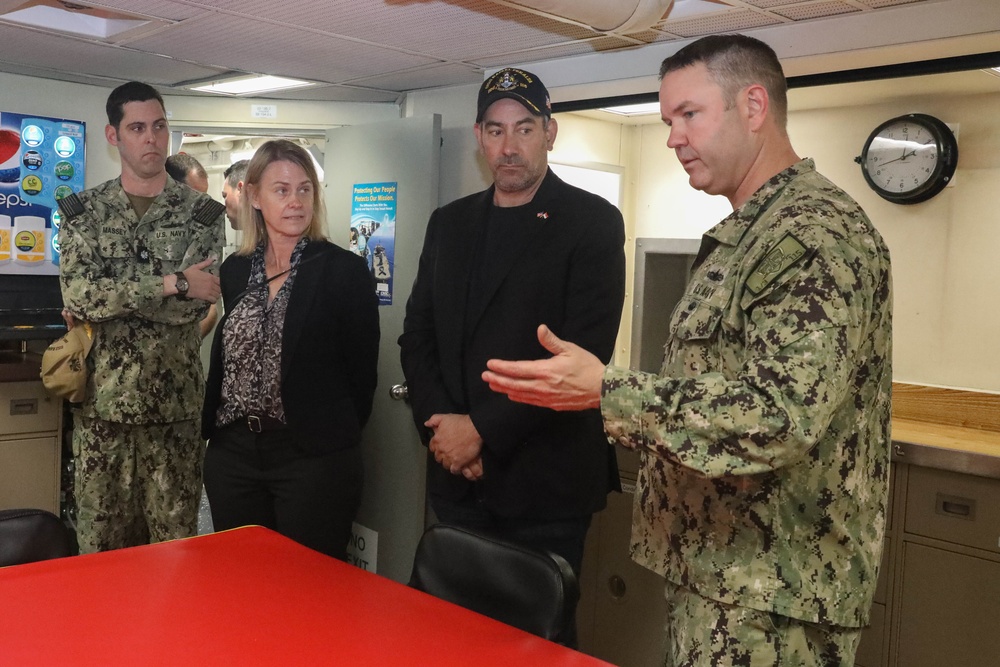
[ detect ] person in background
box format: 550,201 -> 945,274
202,139 -> 379,560
166,152 -> 219,338
166,152 -> 209,195
484,35 -> 893,666
58,81 -> 225,554
398,67 -> 626,645
221,159 -> 249,230
197,158 -> 250,344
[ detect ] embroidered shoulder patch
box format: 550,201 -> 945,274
192,198 -> 225,226
745,233 -> 808,295
57,193 -> 85,219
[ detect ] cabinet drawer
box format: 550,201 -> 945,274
904,465 -> 1000,553
0,381 -> 61,436
0,435 -> 60,514
0,381 -> 62,436
896,542 -> 1000,667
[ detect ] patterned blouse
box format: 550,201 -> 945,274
214,238 -> 308,428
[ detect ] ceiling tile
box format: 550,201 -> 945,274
61,0 -> 210,19
472,36 -> 643,68
0,0 -> 985,104
127,13 -> 438,83
0,25 -> 228,86
350,63 -> 483,91
773,1 -> 860,21
662,8 -> 783,38
226,85 -> 401,103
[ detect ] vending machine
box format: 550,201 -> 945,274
0,111 -> 86,278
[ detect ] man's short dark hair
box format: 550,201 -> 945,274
659,34 -> 788,128
106,81 -> 166,129
224,159 -> 249,189
165,153 -> 207,186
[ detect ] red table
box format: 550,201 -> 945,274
0,526 -> 613,666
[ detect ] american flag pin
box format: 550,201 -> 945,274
537,211 -> 549,220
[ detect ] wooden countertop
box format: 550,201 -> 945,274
890,417 -> 1000,479
892,418 -> 1000,459
890,383 -> 1000,478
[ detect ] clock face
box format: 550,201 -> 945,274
860,113 -> 957,204
865,120 -> 940,193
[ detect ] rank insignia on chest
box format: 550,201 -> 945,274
746,233 -> 808,295
136,244 -> 150,263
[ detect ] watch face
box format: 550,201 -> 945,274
860,113 -> 957,204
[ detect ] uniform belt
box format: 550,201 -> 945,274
245,414 -> 286,433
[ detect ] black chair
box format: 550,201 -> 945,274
408,523 -> 580,644
0,508 -> 73,567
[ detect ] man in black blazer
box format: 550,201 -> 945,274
399,68 -> 626,623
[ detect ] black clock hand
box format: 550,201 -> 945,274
875,148 -> 917,167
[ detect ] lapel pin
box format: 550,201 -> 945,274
536,211 -> 549,220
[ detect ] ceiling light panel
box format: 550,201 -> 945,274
191,75 -> 314,95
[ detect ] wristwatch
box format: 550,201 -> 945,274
174,271 -> 189,299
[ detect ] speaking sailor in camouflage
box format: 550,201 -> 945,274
58,81 -> 225,554
483,35 -> 892,666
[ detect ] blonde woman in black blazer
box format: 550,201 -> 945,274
202,140 -> 379,560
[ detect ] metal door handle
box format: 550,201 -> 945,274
389,383 -> 409,402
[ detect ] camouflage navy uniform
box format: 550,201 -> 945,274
602,159 -> 892,665
59,176 -> 225,553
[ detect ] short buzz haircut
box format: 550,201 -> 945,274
224,159 -> 249,189
165,153 -> 207,185
659,34 -> 789,129
106,81 -> 165,130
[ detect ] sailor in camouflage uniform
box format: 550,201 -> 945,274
483,35 -> 892,666
58,82 -> 225,553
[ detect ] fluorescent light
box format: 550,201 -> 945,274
599,102 -> 660,117
1,1 -> 150,39
191,75 -> 315,96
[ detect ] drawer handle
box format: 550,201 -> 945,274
607,574 -> 627,601
935,493 -> 975,521
10,398 -> 38,416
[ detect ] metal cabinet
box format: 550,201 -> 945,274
578,468 -> 668,667
895,543 -> 1000,667
0,380 -> 61,514
892,466 -> 1000,667
579,452 -> 1000,667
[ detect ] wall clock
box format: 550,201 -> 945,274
856,113 -> 958,204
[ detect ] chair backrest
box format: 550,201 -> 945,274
408,523 -> 580,644
0,508 -> 72,567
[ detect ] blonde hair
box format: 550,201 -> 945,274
236,139 -> 328,255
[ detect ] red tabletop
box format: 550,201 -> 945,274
0,525 -> 614,666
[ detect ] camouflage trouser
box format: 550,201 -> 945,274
72,415 -> 203,554
663,581 -> 862,667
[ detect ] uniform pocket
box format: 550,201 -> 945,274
97,233 -> 133,259
669,297 -> 723,341
147,233 -> 189,262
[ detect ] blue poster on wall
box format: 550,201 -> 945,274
0,111 -> 86,277
350,181 -> 397,306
